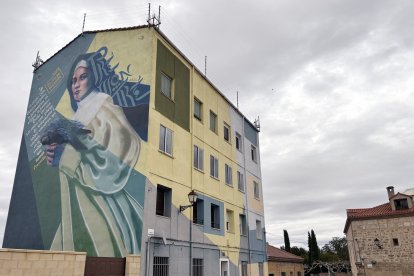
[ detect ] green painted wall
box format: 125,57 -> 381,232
155,40 -> 190,131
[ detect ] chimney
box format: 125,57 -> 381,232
387,186 -> 395,199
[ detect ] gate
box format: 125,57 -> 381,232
84,256 -> 126,276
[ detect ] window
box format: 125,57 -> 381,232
256,220 -> 262,239
194,98 -> 202,121
153,257 -> 169,276
225,164 -> 233,186
237,171 -> 244,192
161,72 -> 173,99
393,238 -> 399,246
193,199 -> 204,225
156,185 -> 171,217
210,155 -> 219,178
251,145 -> 257,162
159,125 -> 173,155
297,273 -> 302,276
224,123 -> 230,142
226,209 -> 234,232
281,273 -> 286,276
211,203 -> 220,229
258,263 -> 264,276
239,214 -> 247,236
193,259 -> 203,276
194,145 -> 204,171
209,111 -> 217,133
254,181 -> 260,199
290,273 -> 293,276
395,198 -> 409,210
235,132 -> 242,152
241,262 -> 248,276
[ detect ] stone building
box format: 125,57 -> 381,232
267,244 -> 304,276
344,186 -> 414,276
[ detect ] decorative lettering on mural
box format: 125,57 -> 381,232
87,47 -> 149,107
44,68 -> 64,94
26,88 -> 57,168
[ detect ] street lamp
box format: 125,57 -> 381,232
180,190 -> 198,212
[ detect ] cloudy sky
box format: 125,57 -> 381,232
1,0 -> 414,249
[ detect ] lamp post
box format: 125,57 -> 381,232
180,190 -> 198,276
180,190 -> 198,212
374,238 -> 383,249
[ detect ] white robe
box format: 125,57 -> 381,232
51,91 -> 143,257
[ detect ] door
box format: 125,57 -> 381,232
220,259 -> 229,276
84,256 -> 125,276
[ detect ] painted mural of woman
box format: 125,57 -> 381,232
43,53 -> 143,257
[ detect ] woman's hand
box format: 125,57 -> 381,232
46,143 -> 64,167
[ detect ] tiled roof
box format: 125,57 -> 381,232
267,244 -> 304,263
344,201 -> 414,233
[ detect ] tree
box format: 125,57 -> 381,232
283,229 -> 291,252
308,229 -> 320,265
307,231 -> 313,265
310,229 -> 320,261
321,236 -> 349,261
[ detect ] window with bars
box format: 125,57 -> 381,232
225,164 -> 232,186
194,145 -> 204,171
159,125 -> 173,156
192,258 -> 203,276
210,155 -> 219,179
237,171 -> 244,192
161,73 -> 173,100
153,257 -> 169,276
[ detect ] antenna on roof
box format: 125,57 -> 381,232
147,3 -> 161,28
254,116 -> 261,131
82,13 -> 86,36
32,51 -> 44,71
204,56 -> 207,76
237,91 -> 239,109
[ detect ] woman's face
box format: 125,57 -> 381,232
72,66 -> 91,102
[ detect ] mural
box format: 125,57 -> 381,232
4,36 -> 150,258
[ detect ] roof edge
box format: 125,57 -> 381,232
34,24 -> 260,132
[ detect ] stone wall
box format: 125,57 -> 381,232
346,215 -> 414,276
268,260 -> 304,276
0,248 -> 86,276
125,255 -> 140,276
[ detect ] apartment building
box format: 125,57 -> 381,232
3,25 -> 267,276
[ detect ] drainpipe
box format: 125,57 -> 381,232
145,236 -> 153,276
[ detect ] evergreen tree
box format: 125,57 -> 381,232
311,229 -> 320,261
283,229 -> 291,252
307,231 -> 313,265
